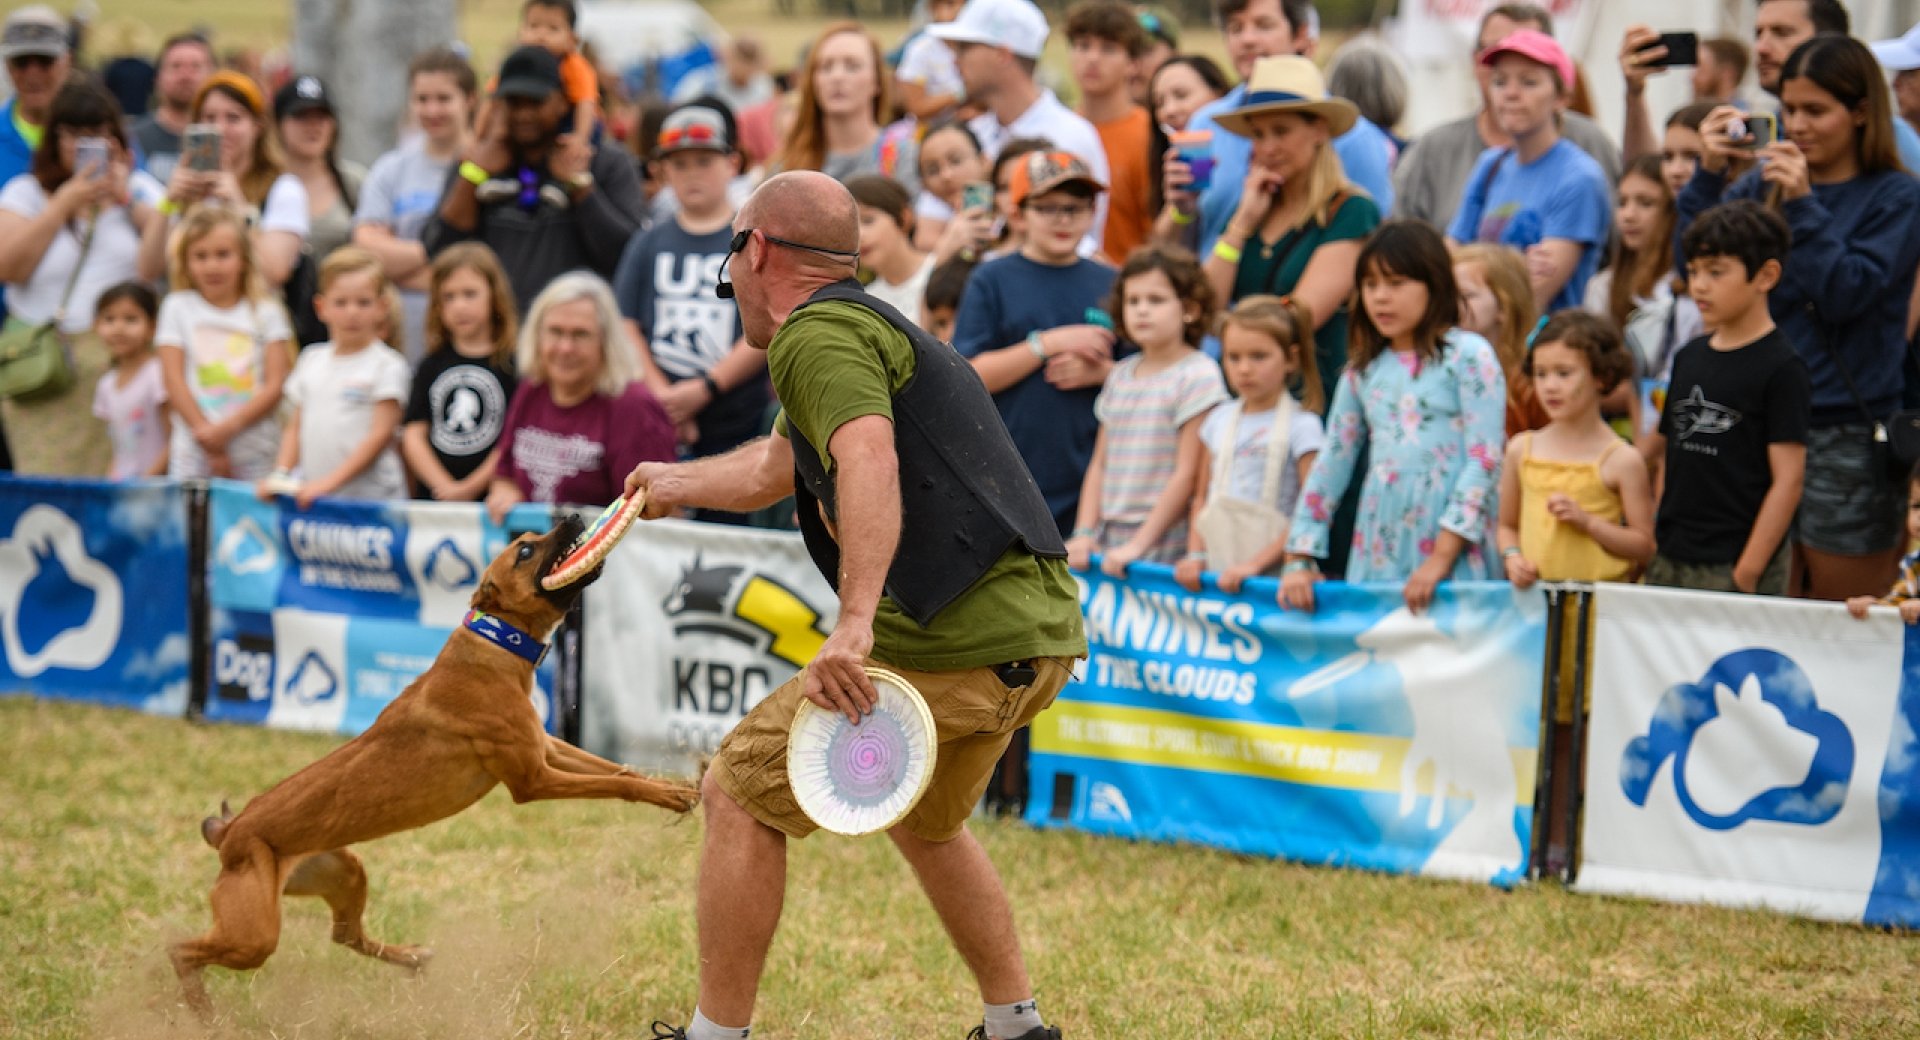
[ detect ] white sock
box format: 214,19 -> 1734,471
983,998 -> 1044,1039
687,1007 -> 750,1040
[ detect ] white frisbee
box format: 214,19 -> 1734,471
788,667 -> 938,835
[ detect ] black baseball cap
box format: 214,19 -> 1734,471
274,75 -> 334,119
496,45 -> 562,100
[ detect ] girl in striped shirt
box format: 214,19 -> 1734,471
1066,244 -> 1228,576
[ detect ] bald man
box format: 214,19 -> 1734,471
627,171 -> 1083,1040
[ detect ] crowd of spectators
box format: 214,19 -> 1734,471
7,0 -> 1920,611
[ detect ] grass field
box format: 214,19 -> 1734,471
6,697 -> 1920,1038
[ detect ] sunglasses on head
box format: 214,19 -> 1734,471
658,123 -> 720,150
715,228 -> 860,299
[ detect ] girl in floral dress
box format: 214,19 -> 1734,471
1280,220 -> 1508,614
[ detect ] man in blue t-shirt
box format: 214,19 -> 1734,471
951,151 -> 1121,535
0,7 -> 69,189
612,101 -> 770,522
1445,30 -> 1612,313
1177,0 -> 1394,255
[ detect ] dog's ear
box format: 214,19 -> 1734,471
472,578 -> 501,612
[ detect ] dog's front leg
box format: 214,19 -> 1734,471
541,733 -> 635,777
480,740 -> 699,812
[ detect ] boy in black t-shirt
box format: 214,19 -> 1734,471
1639,201 -> 1809,595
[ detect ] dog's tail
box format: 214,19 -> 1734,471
200,799 -> 234,849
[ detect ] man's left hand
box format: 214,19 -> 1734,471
805,619 -> 878,724
551,134 -> 592,188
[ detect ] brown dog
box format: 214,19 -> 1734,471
171,515 -> 696,1016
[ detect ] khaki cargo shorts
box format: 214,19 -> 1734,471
710,656 -> 1076,842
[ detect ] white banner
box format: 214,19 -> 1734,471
1576,584 -> 1905,922
579,519 -> 839,775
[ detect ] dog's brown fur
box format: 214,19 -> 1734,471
171,517 -> 697,1016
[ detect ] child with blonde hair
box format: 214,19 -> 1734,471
403,243 -> 520,501
259,246 -> 411,505
1451,242 -> 1545,437
157,205 -> 293,479
1175,294 -> 1325,595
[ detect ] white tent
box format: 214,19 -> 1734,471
1386,0 -> 1920,142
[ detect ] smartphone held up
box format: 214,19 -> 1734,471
1638,31 -> 1699,68
183,123 -> 221,173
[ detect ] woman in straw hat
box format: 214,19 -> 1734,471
1202,55 -> 1379,405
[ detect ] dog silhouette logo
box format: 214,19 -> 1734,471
0,505 -> 124,678
1621,648 -> 1853,830
421,538 -> 478,590
664,555 -> 827,668
1290,605 -> 1523,880
285,650 -> 341,706
216,515 -> 278,576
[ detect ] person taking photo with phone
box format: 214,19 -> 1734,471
0,78 -> 167,476
1674,32 -> 1920,602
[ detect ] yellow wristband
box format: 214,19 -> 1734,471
157,197 -> 179,216
1169,208 -> 1194,226
1212,239 -> 1242,264
459,161 -> 490,186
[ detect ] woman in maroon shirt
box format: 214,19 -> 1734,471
485,272 -> 675,521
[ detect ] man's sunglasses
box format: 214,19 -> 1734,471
715,227 -> 859,299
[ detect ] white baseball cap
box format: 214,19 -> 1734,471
927,0 -> 1049,60
1872,22 -> 1920,73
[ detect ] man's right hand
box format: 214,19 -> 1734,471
624,460 -> 684,519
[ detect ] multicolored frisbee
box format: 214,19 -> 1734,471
788,667 -> 938,835
541,491 -> 646,590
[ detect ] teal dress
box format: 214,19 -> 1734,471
1231,191 -> 1382,401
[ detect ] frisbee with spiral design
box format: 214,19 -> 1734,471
788,667 -> 938,835
542,492 -> 646,590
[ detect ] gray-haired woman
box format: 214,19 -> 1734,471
484,272 -> 675,521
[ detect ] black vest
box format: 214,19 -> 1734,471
785,280 -> 1066,627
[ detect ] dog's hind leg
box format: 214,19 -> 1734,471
170,838 -> 285,1019
284,848 -> 432,971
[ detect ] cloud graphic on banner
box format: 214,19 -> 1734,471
0,505 -> 124,677
217,516 -> 278,575
1622,649 -> 1852,830
421,538 -> 478,590
286,650 -> 340,705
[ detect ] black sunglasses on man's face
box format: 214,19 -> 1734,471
715,227 -> 860,300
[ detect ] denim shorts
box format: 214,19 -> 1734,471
1799,424 -> 1904,556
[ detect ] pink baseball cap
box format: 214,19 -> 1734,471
1477,28 -> 1574,91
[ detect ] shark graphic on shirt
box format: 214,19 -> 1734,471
1671,386 -> 1741,440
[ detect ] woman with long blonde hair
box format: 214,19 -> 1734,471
772,22 -> 918,193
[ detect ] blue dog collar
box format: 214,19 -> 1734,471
463,609 -> 548,665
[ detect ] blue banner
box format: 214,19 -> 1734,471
204,480 -> 563,734
0,477 -> 190,714
1027,565 -> 1546,886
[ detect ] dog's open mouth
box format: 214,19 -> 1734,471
539,494 -> 644,592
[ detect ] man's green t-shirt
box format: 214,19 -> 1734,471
768,299 -> 1085,671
